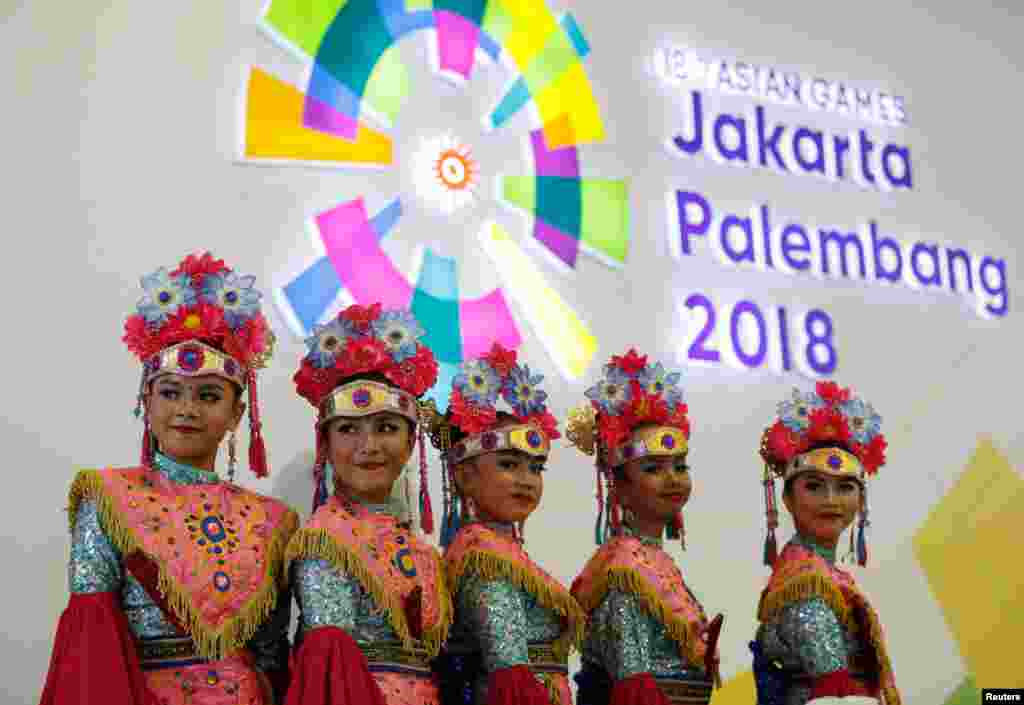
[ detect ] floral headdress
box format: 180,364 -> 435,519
425,343 -> 560,547
566,349 -> 691,547
123,252 -> 274,478
759,380 -> 887,567
294,303 -> 439,528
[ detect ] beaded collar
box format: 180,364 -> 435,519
152,452 -> 221,485
794,532 -> 837,564
620,522 -> 664,548
335,489 -> 409,526
480,520 -> 517,538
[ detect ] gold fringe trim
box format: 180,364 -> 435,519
756,573 -> 857,633
758,570 -> 901,703
447,549 -> 585,661
882,685 -> 902,705
538,673 -> 564,705
68,469 -> 298,661
285,527 -> 451,658
576,566 -> 704,666
863,605 -> 902,705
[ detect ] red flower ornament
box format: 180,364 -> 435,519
815,380 -> 851,406
766,420 -> 801,464
172,252 -> 228,287
520,410 -> 561,441
483,343 -> 518,377
611,349 -> 648,376
858,435 -> 888,475
806,407 -> 852,446
449,389 -> 498,435
340,303 -> 382,332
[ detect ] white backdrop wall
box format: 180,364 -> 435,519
4,1 -> 1023,703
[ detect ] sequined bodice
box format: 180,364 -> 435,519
580,527 -> 706,681
293,497 -> 430,648
67,454 -> 290,673
448,571 -> 564,667
754,535 -> 874,705
444,522 -> 572,705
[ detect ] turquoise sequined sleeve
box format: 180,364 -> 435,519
773,597 -> 848,676
584,588 -> 659,680
68,501 -> 123,594
458,574 -> 530,673
294,559 -> 358,634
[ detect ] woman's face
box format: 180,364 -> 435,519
327,412 -> 414,504
454,421 -> 545,525
783,470 -> 862,548
617,453 -> 692,532
145,373 -> 243,471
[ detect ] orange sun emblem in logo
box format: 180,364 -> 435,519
435,145 -> 476,191
413,135 -> 479,215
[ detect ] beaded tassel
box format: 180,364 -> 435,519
247,370 -> 268,478
440,452 -> 452,540
594,464 -> 605,545
763,466 -> 778,566
140,412 -> 154,467
667,509 -> 685,549
608,479 -> 622,533
227,431 -> 237,482
403,461 -> 415,530
133,367 -> 147,419
439,424 -> 460,549
857,484 -> 869,566
418,424 -> 434,534
311,427 -> 328,513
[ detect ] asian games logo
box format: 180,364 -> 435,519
239,0 -> 629,408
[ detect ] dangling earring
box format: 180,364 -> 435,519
227,430 -> 237,482
141,410 -> 154,467
622,505 -> 637,528
462,495 -> 477,522
516,520 -> 526,544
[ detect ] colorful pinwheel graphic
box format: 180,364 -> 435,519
241,0 -> 630,408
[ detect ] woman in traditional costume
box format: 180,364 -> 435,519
40,252 -> 298,705
284,303 -> 450,705
751,381 -> 900,705
428,344 -> 585,705
567,349 -> 723,705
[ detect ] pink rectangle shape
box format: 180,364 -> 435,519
318,198 -> 413,309
435,10 -> 480,80
303,93 -> 359,140
459,289 -> 522,358
531,128 -> 579,177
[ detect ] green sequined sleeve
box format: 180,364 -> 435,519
585,589 -> 660,680
68,501 -> 123,594
457,573 -> 530,673
294,558 -> 359,634
775,597 -> 848,676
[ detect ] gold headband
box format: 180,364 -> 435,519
609,425 -> 689,467
145,341 -> 248,388
448,424 -> 550,464
785,447 -> 864,482
319,380 -> 419,426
